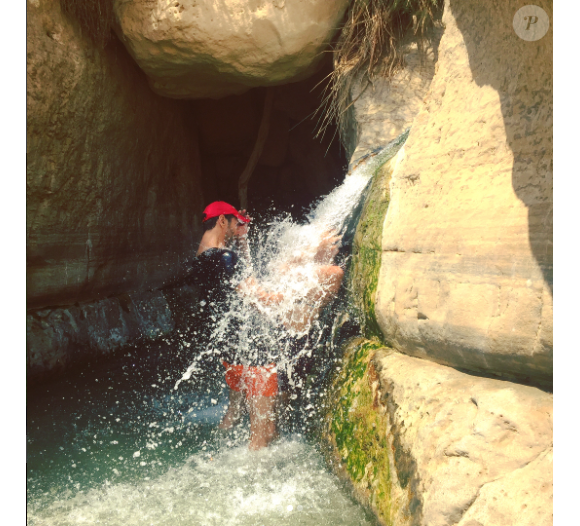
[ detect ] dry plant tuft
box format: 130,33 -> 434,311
315,0 -> 443,147
60,0 -> 115,48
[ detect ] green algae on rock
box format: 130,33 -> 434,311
349,152 -> 399,341
320,338 -> 409,526
316,138 -> 409,524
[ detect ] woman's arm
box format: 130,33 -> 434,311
278,229 -> 342,271
236,276 -> 284,306
236,227 -> 343,311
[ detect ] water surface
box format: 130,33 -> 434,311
27,346 -> 375,526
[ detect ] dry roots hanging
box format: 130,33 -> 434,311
315,0 -> 443,147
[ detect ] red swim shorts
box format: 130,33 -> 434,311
222,361 -> 278,398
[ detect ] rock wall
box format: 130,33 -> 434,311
349,146 -> 405,339
26,0 -> 205,379
322,340 -> 553,526
27,0 -> 205,311
112,0 -> 350,99
27,0 -> 347,379
372,0 -> 553,387
26,281 -> 205,381
324,1 -> 553,524
345,30 -> 442,164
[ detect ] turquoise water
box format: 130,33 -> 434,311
27,344 -> 375,526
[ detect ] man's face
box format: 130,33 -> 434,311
225,218 -> 248,244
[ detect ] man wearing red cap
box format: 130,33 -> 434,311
187,201 -> 343,450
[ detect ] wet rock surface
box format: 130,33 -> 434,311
349,147 -> 404,339
26,285 -> 202,381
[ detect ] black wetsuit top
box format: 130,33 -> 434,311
185,247 -> 280,367
186,248 -> 241,315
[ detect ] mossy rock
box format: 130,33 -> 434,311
349,157 -> 396,340
320,337 -> 399,525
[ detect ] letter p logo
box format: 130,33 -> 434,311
524,15 -> 538,30
513,6 -> 550,41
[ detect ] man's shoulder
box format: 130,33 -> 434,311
195,247 -> 239,272
217,249 -> 240,276
219,248 -> 239,265
196,246 -> 236,259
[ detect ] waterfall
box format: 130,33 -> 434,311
174,130 -> 409,394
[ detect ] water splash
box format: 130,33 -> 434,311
27,358 -> 375,524
28,438 -> 375,526
175,130 -> 408,393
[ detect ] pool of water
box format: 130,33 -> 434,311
27,342 -> 375,526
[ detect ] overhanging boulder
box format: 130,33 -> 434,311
113,0 -> 350,99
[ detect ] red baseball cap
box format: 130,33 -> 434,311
202,201 -> 250,223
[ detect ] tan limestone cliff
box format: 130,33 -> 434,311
330,1 -> 554,523
112,0 -> 350,99
373,0 -> 553,386
373,350 -> 552,526
322,342 -> 553,526
347,30 -> 442,164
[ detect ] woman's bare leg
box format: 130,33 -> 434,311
312,265 -> 344,303
219,388 -> 245,430
247,394 -> 278,450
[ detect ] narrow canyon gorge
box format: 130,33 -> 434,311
27,1 -> 553,525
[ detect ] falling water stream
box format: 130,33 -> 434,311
27,133 -> 407,526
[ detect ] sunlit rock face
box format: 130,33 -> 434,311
112,0 -> 350,99
343,29 -> 442,164
322,341 -> 553,526
372,351 -> 553,526
333,2 -> 553,522
349,0 -> 552,386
